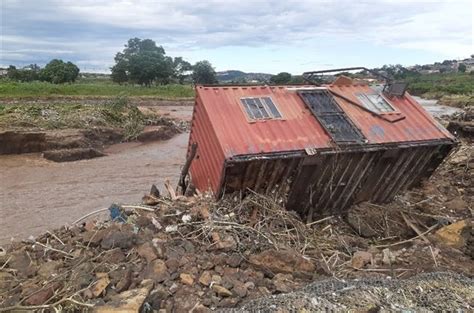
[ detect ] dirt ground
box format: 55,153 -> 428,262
0,128 -> 472,311
0,103 -> 472,311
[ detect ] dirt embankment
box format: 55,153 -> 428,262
0,99 -> 190,162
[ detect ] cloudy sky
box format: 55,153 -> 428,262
1,0 -> 472,74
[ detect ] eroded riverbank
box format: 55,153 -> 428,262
0,104 -> 194,244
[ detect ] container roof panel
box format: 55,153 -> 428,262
196,83 -> 455,158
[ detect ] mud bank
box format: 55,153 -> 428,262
0,128 -> 123,162
0,125 -> 182,162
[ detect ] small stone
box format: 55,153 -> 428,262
436,220 -> 469,248
445,199 -> 467,211
89,273 -> 110,298
169,283 -> 178,294
152,239 -> 167,259
244,281 -> 255,290
232,281 -> 247,298
24,284 -> 55,305
115,269 -> 132,292
165,258 -> 179,273
211,274 -> 222,285
38,260 -> 61,278
257,286 -> 271,296
10,251 -> 36,277
93,280 -> 153,313
226,254 -> 243,267
101,229 -> 138,250
137,242 -> 158,263
212,284 -> 233,297
351,251 -> 372,269
199,271 -> 212,286
217,297 -> 239,307
144,259 -> 169,282
272,273 -> 295,293
105,249 -> 126,263
180,273 -> 194,286
211,232 -> 237,251
382,248 -> 396,265
249,249 -> 315,276
193,304 -> 211,313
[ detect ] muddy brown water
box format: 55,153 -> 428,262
0,106 -> 193,245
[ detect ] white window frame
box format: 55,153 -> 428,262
240,96 -> 283,121
356,93 -> 396,113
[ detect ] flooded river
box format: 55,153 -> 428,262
0,106 -> 193,245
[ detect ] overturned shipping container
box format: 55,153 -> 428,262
186,72 -> 456,219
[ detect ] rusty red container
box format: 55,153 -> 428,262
187,79 -> 456,218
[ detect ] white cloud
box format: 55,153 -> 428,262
2,0 -> 472,70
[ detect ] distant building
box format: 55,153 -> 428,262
460,57 -> 474,72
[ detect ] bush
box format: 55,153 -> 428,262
40,59 -> 80,84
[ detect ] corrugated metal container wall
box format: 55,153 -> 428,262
188,92 -> 226,194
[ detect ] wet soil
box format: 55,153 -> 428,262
0,128 -> 123,155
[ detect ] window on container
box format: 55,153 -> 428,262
240,97 -> 282,120
356,93 -> 395,113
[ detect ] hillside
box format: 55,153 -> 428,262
216,70 -> 272,83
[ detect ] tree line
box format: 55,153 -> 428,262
5,37 -> 218,85
6,60 -> 80,84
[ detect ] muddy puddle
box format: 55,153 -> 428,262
0,105 -> 194,245
413,96 -> 464,118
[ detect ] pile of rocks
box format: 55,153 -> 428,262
0,140 -> 472,312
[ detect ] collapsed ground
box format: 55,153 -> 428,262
0,97 -> 191,162
0,110 -> 472,311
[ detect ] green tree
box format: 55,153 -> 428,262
270,72 -> 292,84
458,63 -> 467,73
7,65 -> 20,81
173,57 -> 192,84
192,60 -> 217,84
40,59 -> 79,84
110,61 -> 128,84
111,38 -> 175,86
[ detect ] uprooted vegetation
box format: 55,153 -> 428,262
0,138 -> 471,311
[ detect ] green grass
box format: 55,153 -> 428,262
0,97 -> 167,139
404,72 -> 474,97
0,81 -> 194,99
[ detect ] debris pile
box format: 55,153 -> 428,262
447,106 -> 474,139
0,135 -> 472,312
233,272 -> 473,312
